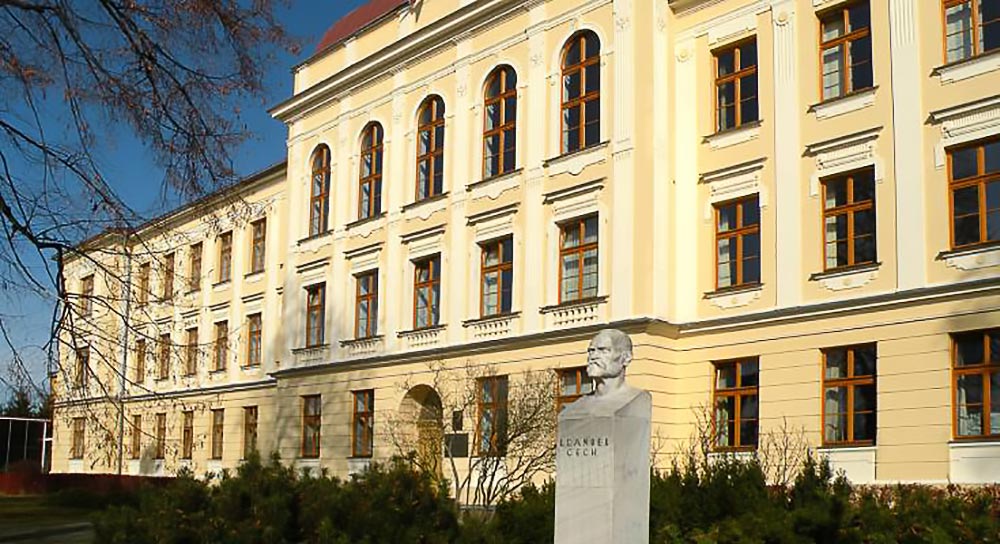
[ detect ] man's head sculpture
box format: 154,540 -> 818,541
586,329 -> 634,397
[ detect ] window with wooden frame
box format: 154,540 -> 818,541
953,329 -> 1000,439
355,271 -> 378,339
416,96 -> 445,201
250,219 -> 266,274
138,262 -> 150,306
359,122 -> 384,220
483,65 -> 518,178
213,321 -> 228,372
184,327 -> 198,376
301,395 -> 321,458
188,242 -> 202,292
713,358 -> 759,450
715,195 -> 761,290
819,1 -> 873,101
558,367 -> 593,412
210,409 -> 224,459
71,417 -> 85,459
162,252 -> 175,301
822,167 -> 876,270
561,30 -> 601,153
480,236 -> 513,317
246,313 -> 262,367
309,145 -> 331,237
157,333 -> 170,380
243,406 -> 258,459
822,344 -> 877,446
217,231 -> 232,283
135,339 -> 146,383
559,216 -> 599,303
80,275 -> 94,316
413,255 -> 441,329
352,390 -> 374,458
476,376 -> 509,456
181,410 -> 194,459
155,413 -> 166,459
714,39 -> 759,132
944,0 -> 1000,63
130,414 -> 142,459
305,283 -> 326,347
948,138 -> 1000,248
74,346 -> 89,388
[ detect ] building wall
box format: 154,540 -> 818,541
52,0 -> 1000,486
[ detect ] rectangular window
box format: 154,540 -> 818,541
953,329 -> 1000,438
822,168 -> 877,270
71,418 -> 85,459
181,410 -> 194,459
214,321 -> 228,372
301,395 -> 321,458
480,237 -> 514,317
130,414 -> 142,460
185,327 -> 198,376
154,413 -> 166,459
138,262 -> 150,306
558,367 -> 593,412
162,252 -> 175,301
243,406 -> 258,459
80,275 -> 94,316
948,138 -> 1000,248
218,232 -> 233,283
135,339 -> 146,383
352,390 -> 374,458
74,347 -> 89,388
715,196 -> 761,289
714,39 -> 759,132
305,283 -> 326,347
158,333 -> 170,380
211,409 -> 224,460
713,358 -> 759,450
250,219 -> 266,274
188,242 -> 202,292
355,271 -> 379,339
246,313 -> 262,367
819,1 -> 873,100
822,344 -> 877,445
413,256 -> 441,329
477,376 -> 509,456
559,216 -> 599,303
944,0 -> 1000,63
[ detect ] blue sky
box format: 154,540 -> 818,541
0,1 -> 368,401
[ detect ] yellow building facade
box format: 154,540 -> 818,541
54,0 -> 1000,486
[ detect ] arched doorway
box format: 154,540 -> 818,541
399,385 -> 443,477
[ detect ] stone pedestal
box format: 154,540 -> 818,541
554,388 -> 651,544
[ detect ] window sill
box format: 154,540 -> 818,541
933,48 -> 1000,84
240,364 -> 262,370
185,288 -> 201,296
462,312 -> 520,327
809,262 -> 881,291
467,168 -> 523,192
212,280 -> 231,290
244,270 -> 264,281
339,335 -> 384,348
293,344 -> 329,353
817,443 -> 875,451
539,296 -> 608,314
345,212 -> 386,231
543,141 -> 610,176
936,242 -> 1000,271
950,437 -> 1000,445
703,120 -> 762,150
209,368 -> 227,375
397,324 -> 446,337
402,192 -> 449,214
808,86 -> 877,120
296,230 -> 333,246
703,283 -> 762,299
703,283 -> 763,310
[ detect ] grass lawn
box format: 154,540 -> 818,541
0,495 -> 96,535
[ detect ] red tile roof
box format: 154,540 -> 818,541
316,0 -> 409,53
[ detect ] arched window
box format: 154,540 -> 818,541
561,30 -> 601,153
483,65 -> 517,178
416,96 -> 445,201
359,122 -> 384,220
309,145 -> 331,236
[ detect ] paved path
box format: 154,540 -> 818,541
0,522 -> 93,543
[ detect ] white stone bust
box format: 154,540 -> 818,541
584,329 -> 639,400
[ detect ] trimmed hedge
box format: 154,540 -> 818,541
91,453 -> 1000,543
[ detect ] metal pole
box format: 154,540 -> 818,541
116,235 -> 134,475
4,419 -> 11,471
23,419 -> 28,462
40,421 -> 48,473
